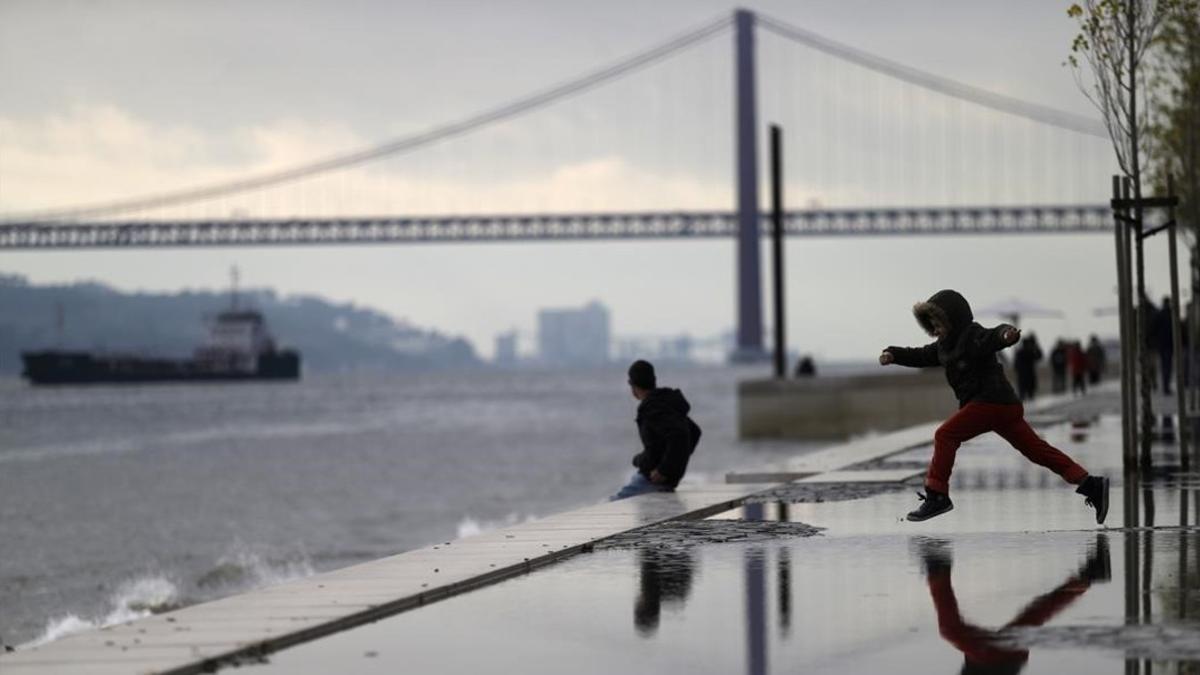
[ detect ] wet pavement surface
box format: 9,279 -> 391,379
241,415 -> 1200,674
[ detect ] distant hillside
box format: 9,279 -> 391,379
0,274 -> 478,375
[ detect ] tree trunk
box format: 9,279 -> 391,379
1130,0 -> 1155,468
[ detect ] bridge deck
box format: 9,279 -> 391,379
0,205 -> 1112,249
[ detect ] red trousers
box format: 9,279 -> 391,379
926,402 -> 1089,493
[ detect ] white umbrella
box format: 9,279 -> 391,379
974,297 -> 1065,327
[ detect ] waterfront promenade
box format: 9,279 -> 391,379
4,383 -> 1197,674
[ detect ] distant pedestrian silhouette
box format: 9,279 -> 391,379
1154,296 -> 1176,394
1013,333 -> 1043,401
1142,294 -> 1161,391
1085,335 -> 1106,384
1068,340 -> 1088,396
1049,339 -> 1068,394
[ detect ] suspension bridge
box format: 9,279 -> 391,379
0,9 -> 1119,360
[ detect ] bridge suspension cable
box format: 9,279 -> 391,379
9,12 -> 733,223
8,10 -> 1111,224
756,14 -> 1107,138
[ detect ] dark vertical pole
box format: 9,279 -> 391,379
1168,175 -> 1189,470
1123,0 -> 1154,473
1122,477 -> 1140,675
1126,176 -> 1153,470
1123,178 -> 1139,470
770,125 -> 785,378
1142,486 -> 1155,674
776,501 -> 791,637
733,9 -> 763,363
1180,489 -> 1189,621
1115,176 -> 1134,472
742,501 -> 767,675
777,546 -> 792,637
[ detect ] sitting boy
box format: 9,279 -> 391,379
611,360 -> 702,500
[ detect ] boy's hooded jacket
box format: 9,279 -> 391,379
887,289 -> 1020,408
631,388 -> 702,488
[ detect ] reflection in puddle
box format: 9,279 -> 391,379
915,535 -> 1108,674
634,546 -> 694,637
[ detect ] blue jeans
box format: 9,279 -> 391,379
610,471 -> 674,501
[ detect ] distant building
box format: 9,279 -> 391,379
494,331 -> 518,366
538,301 -> 610,366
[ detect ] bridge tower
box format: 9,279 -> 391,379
730,8 -> 767,363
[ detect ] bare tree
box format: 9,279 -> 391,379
1067,0 -> 1179,463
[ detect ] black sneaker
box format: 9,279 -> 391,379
906,490 -> 953,522
1075,475 -> 1110,525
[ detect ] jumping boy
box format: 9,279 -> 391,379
880,289 -> 1109,523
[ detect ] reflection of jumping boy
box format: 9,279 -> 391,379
915,536 -> 1110,675
880,290 -> 1109,522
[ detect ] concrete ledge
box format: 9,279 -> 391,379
739,370 -> 957,439
727,387 -> 1097,484
726,421 -> 942,484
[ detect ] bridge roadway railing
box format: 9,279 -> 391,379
0,205 -> 1112,249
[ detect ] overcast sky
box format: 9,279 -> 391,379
0,1 -> 1183,361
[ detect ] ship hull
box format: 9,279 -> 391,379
21,351 -> 301,385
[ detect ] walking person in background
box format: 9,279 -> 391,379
610,360 -> 702,500
1155,296 -> 1176,395
1049,339 -> 1068,394
1086,335 -> 1106,384
1013,333 -> 1043,401
878,289 -> 1109,523
1068,341 -> 1088,396
1143,294 -> 1161,392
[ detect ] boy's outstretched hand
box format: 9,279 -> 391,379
1000,325 -> 1021,346
879,350 -> 894,365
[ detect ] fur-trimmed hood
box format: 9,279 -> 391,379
913,289 -> 974,337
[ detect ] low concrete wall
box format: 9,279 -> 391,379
739,370 -> 958,440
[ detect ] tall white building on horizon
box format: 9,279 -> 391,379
537,301 -> 610,366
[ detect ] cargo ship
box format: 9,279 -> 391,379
21,305 -> 300,385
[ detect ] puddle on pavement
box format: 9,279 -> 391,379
236,416 -> 1200,674
237,525 -> 1200,675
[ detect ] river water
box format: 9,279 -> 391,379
0,365 -> 816,647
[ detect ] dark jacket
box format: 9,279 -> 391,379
886,289 -> 1020,408
632,388 -> 702,487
